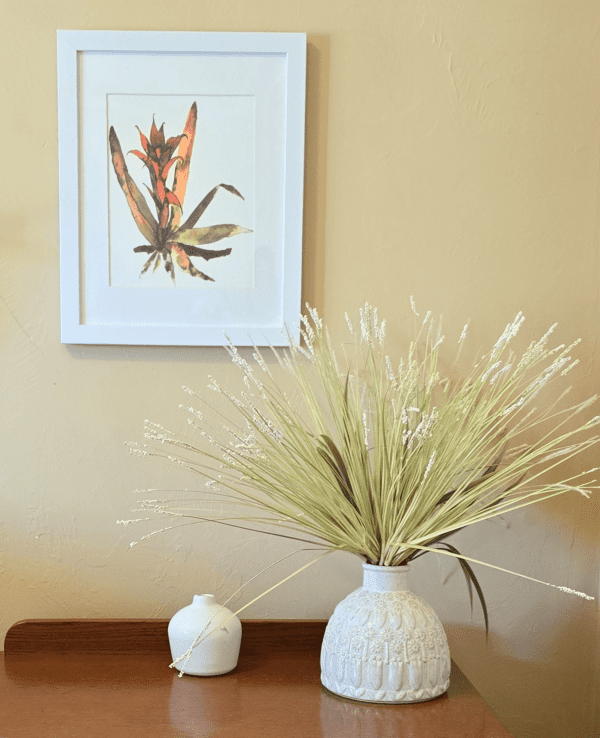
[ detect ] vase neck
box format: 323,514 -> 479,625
193,594 -> 217,606
362,563 -> 410,592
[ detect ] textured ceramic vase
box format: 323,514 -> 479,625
168,594 -> 242,676
320,563 -> 450,703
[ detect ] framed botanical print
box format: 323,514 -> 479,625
57,31 -> 306,346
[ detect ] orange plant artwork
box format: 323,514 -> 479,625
109,102 -> 252,284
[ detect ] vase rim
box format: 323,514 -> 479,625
362,562 -> 410,572
193,593 -> 217,603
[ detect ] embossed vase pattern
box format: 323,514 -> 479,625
320,564 -> 450,703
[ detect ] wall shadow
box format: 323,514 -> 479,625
302,36 -> 330,317
445,620 -> 597,738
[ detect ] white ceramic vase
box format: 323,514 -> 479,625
168,594 -> 242,676
320,563 -> 450,703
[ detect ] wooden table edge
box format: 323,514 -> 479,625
3,618 -> 329,654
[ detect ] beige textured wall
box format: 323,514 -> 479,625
1,2 -> 599,737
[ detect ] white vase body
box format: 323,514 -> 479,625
168,594 -> 242,676
320,563 -> 450,703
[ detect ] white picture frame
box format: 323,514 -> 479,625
57,30 -> 306,346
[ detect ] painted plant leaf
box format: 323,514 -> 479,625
174,225 -> 252,247
170,244 -> 214,281
178,245 -> 232,261
133,243 -> 234,261
171,102 -> 197,228
179,184 -> 245,232
140,251 -> 159,275
109,127 -> 157,243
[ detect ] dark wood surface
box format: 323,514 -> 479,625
1,619 -> 514,738
3,618 -> 328,654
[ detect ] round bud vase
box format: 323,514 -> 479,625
320,563 -> 450,703
168,594 -> 242,676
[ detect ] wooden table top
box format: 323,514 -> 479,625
1,619 -> 513,738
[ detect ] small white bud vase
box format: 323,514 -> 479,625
320,563 -> 450,703
168,594 -> 242,676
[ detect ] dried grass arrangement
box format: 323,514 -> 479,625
123,300 -> 598,645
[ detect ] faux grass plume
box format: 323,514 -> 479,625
125,301 -> 599,611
